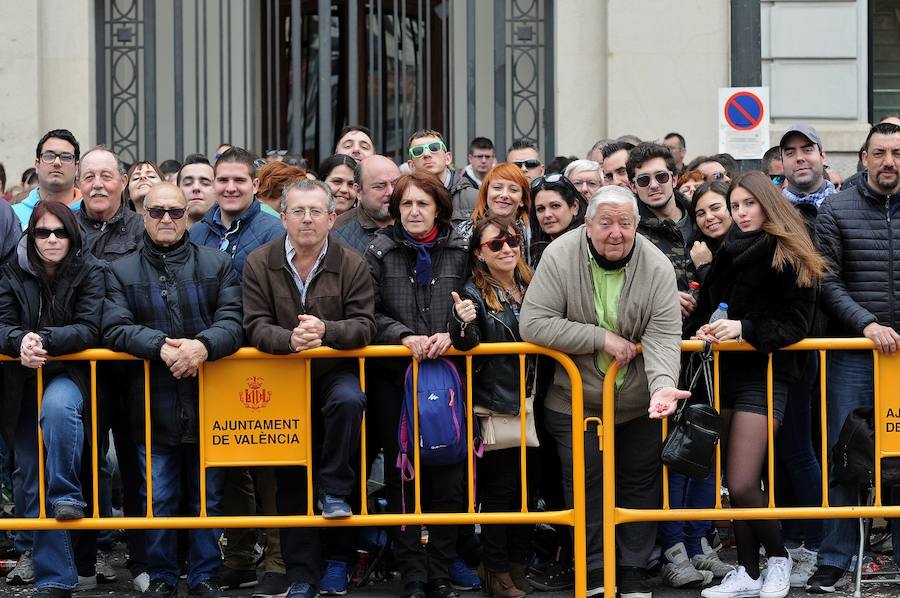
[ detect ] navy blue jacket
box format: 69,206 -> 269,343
102,234 -> 243,445
188,198 -> 283,278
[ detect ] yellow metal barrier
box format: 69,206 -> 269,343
599,337 -> 897,596
0,343 -> 588,594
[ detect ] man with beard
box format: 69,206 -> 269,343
808,121 -> 900,593
333,155 -> 401,254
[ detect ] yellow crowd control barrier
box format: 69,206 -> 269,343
599,337 -> 900,596
0,343 -> 589,594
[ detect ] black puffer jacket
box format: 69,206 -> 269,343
103,234 -> 243,445
75,201 -> 144,263
448,280 -> 533,415
816,178 -> 900,335
366,224 -> 467,343
0,245 -> 106,445
637,192 -> 696,291
684,228 -> 817,384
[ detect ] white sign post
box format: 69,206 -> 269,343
718,87 -> 770,160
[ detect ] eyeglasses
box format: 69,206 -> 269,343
408,141 -> 447,158
634,171 -> 672,188
266,149 -> 288,157
512,159 -> 542,170
571,178 -> 602,191
33,227 -> 70,239
480,231 -> 522,252
39,151 -> 76,164
769,174 -> 785,186
285,207 -> 328,220
146,207 -> 187,220
530,173 -> 564,189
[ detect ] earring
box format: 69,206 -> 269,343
478,257 -> 486,262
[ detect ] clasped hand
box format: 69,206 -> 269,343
160,337 -> 208,379
19,332 -> 47,369
290,314 -> 326,352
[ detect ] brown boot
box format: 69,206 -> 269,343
490,571 -> 526,598
509,563 -> 533,594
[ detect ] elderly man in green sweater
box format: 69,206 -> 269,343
520,185 -> 687,598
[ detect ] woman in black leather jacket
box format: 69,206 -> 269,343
449,215 -> 535,598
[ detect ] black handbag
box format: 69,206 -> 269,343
660,343 -> 722,479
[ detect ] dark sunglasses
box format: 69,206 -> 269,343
513,159 -> 542,170
33,227 -> 70,239
146,207 -> 187,220
480,231 -> 522,252
769,174 -> 785,186
408,141 -> 447,158
634,171 -> 672,188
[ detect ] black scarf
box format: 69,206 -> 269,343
587,233 -> 636,270
722,227 -> 773,267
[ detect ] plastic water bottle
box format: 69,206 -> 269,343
709,302 -> 728,323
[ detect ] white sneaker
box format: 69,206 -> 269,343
787,547 -> 817,588
661,542 -> 709,588
760,556 -> 793,598
700,566 -> 763,598
694,539 -> 737,579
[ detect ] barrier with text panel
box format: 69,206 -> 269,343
0,343 -> 590,594
597,338 -> 900,596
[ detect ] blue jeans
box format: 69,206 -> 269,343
816,351 -> 897,569
15,376 -> 85,589
137,443 -> 224,588
657,472 -> 715,557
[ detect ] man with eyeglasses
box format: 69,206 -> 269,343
189,147 -> 283,279
462,137 -> 495,190
243,179 -> 375,598
103,183 -> 243,598
507,138 -> 545,182
601,141 -> 636,190
626,143 -> 696,317
13,129 -> 83,230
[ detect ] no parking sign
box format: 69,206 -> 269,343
718,87 -> 769,159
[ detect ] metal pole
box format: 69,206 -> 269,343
291,0 -> 302,153
348,0 -> 359,124
466,0 -> 476,145
143,0 -> 156,158
318,0 -> 333,159
493,0 -> 506,160
95,0 -> 107,145
174,0 -> 184,160
730,0 -> 762,172
543,0 -> 555,158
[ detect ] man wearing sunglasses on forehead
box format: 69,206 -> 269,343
506,138 -> 545,182
103,182 -> 243,598
626,143 -> 697,318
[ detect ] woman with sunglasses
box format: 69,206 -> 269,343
457,163 -> 532,264
529,174 -> 585,268
318,154 -> 358,215
367,170 -> 469,598
685,172 -> 824,598
449,216 -> 535,598
688,180 -> 733,283
0,201 -> 105,598
125,160 -> 164,215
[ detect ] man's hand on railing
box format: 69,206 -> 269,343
19,332 -> 46,369
425,332 -> 452,360
648,387 -> 691,419
401,333 -> 451,361
863,322 -> 900,355
290,315 -> 325,352
603,331 -> 637,367
163,338 -> 208,378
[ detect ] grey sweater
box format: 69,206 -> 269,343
519,226 -> 682,424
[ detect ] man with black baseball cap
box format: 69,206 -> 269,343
779,124 -> 835,209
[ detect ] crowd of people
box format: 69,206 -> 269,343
0,116 -> 899,598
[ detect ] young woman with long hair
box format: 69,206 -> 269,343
688,171 -> 826,598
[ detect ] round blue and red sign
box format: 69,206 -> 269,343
724,91 -> 764,131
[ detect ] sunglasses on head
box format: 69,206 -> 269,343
480,231 -> 522,252
408,141 -> 447,158
146,207 -> 187,220
530,173 -> 563,189
513,159 -> 542,170
634,171 -> 672,188
33,227 -> 70,239
769,174 -> 785,186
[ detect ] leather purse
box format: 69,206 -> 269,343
475,396 -> 540,452
660,344 -> 721,479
